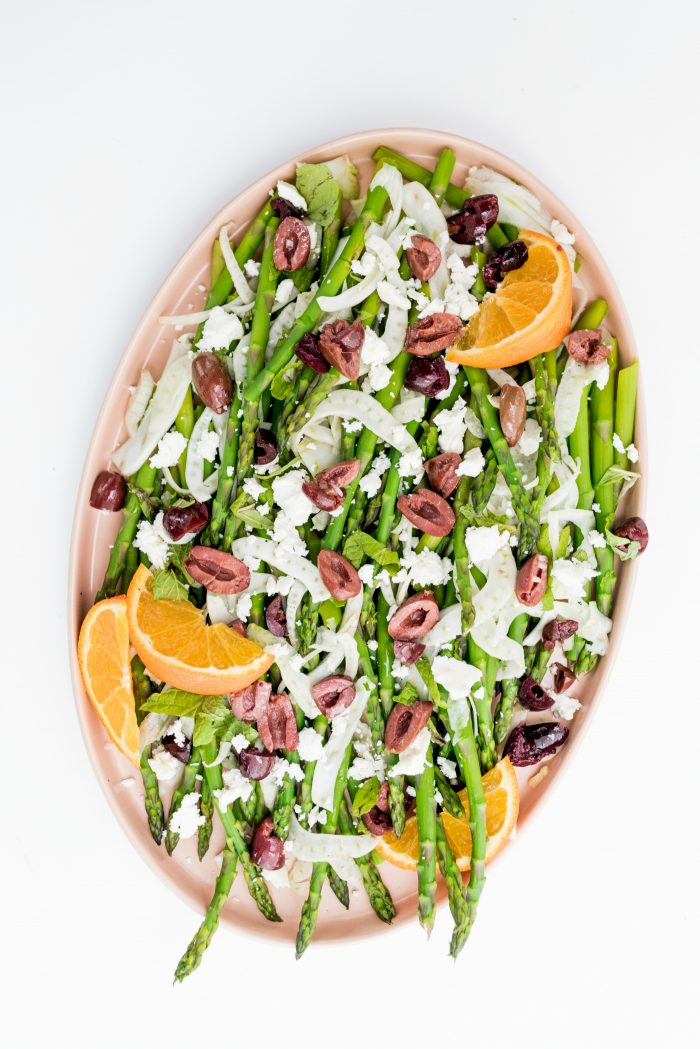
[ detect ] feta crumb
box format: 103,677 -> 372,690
516,418 -> 542,456
307,805 -> 328,829
612,431 -> 626,454
229,733 -> 249,754
436,397 -> 468,453
196,428 -> 220,462
243,259 -> 260,278
169,792 -> 205,839
592,501 -> 601,513
626,442 -> 639,463
226,465 -> 234,477
552,695 -> 581,720
271,469 -> 314,526
367,639 -> 378,652
276,180 -> 307,212
198,306 -> 244,352
149,430 -> 188,469
366,363 -> 393,391
437,756 -> 457,781
550,218 -> 576,246
297,727 -> 325,762
236,593 -> 253,621
133,512 -> 170,570
397,447 -> 424,483
406,785 -> 416,797
389,727 -> 431,776
398,548 -> 452,587
361,327 -> 390,367
148,745 -> 182,784
358,563 -> 375,586
589,529 -> 606,549
457,447 -> 486,477
274,278 -> 296,308
377,279 -> 411,309
243,476 -> 265,502
344,419 -> 363,433
215,767 -> 254,808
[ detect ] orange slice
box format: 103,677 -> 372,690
447,229 -> 572,368
375,757 -> 519,872
126,564 -> 274,695
77,596 -> 140,764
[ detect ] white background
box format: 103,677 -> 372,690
2,1 -> 699,1046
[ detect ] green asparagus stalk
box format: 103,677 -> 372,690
328,867 -> 350,910
140,744 -> 165,845
197,775 -> 213,860
338,798 -> 395,923
574,298 -> 608,332
436,815 -> 471,958
591,339 -> 619,615
470,447 -> 498,512
415,755 -> 437,935
174,844 -> 237,982
494,613 -> 529,744
97,460 -> 157,599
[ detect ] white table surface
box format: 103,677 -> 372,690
3,1 -> 698,1046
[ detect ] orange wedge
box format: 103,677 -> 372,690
77,596 -> 140,764
126,564 -> 274,695
447,229 -> 572,368
375,757 -> 519,872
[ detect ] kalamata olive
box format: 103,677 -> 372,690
567,328 -> 610,365
185,546 -> 250,594
251,817 -> 285,870
423,452 -> 461,497
613,516 -> 649,555
162,501 -> 209,541
161,732 -> 192,764
311,675 -> 356,717
318,319 -> 364,379
273,216 -> 311,272
515,553 -> 549,606
229,680 -> 272,722
258,693 -> 299,751
375,781 -> 390,812
518,676 -> 554,711
504,722 -> 569,767
302,480 -> 344,511
542,618 -> 578,650
385,700 -> 433,754
265,594 -> 287,637
406,235 -> 442,281
295,332 -> 329,373
192,351 -> 233,414
447,194 -> 499,244
229,619 -> 247,637
483,240 -> 529,290
315,460 -> 361,492
397,489 -> 456,537
388,591 -> 440,640
362,806 -> 393,836
393,639 -> 426,665
238,747 -> 276,781
89,470 -> 127,511
552,662 -> 576,693
271,196 -> 303,219
317,549 -> 362,600
404,313 -> 462,355
405,355 -> 450,397
254,428 -> 278,465
499,384 -> 527,447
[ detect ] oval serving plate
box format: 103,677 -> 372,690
68,128 -> 645,944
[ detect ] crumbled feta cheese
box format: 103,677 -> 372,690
344,419 -> 363,433
271,469 -> 314,526
196,428 -> 220,462
270,510 -> 308,557
465,525 -> 509,564
392,659 -> 410,682
361,327 -> 390,367
626,442 -> 639,463
612,432 -> 626,454
198,306 -> 244,352
169,792 -> 205,838
397,446 -> 424,482
516,418 -> 542,456
349,722 -> 386,782
443,254 -> 479,320
377,280 -> 411,309
457,447 -> 486,477
550,218 -> 576,246
307,805 -> 327,829
432,655 -> 482,698
229,734 -> 249,754
552,695 -> 581,720
397,548 -> 452,587
243,259 -> 260,278
405,784 -> 416,798
366,638 -> 378,652
274,278 -> 296,308
267,758 -> 305,789
243,477 -> 265,502
133,512 -> 170,570
215,767 -> 254,808
366,363 -> 393,391
276,180 -> 307,211
226,465 -> 234,477
389,727 -> 431,776
148,745 -> 182,784
551,558 -> 598,600
359,472 -> 381,497
236,593 -> 253,621
436,397 -> 468,453
297,727 -> 325,762
437,756 -> 457,781
589,529 -> 606,549
435,359 -> 460,401
592,502 -> 601,513
149,430 -> 188,469
358,563 -> 375,586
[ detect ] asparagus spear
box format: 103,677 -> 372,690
197,775 -> 213,861
447,703 -> 487,949
494,613 -> 530,744
415,756 -> 437,935
97,461 -> 157,599
328,867 -> 350,910
436,815 -> 471,958
174,845 -> 237,982
591,339 -> 619,615
140,743 -> 165,845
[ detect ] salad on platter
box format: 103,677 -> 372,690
77,142 -> 647,978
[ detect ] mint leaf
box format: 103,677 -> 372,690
351,776 -> 381,817
394,682 -> 419,706
151,569 -> 189,602
142,689 -> 212,717
295,163 -> 342,228
342,531 -> 400,571
229,492 -> 272,531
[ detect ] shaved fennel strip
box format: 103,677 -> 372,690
219,223 -> 255,304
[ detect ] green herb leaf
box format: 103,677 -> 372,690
605,528 -> 641,561
229,492 -> 272,531
342,531 -> 400,570
351,777 -> 381,817
394,682 -> 419,706
193,696 -> 237,746
295,163 -> 343,228
271,361 -> 300,400
142,689 -> 213,717
151,569 -> 189,602
595,464 -> 640,498
459,506 -> 518,534
415,656 -> 441,705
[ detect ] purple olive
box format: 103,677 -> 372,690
613,516 -> 649,555
484,240 -> 529,290
405,356 -> 450,397
295,332 -> 329,373
447,194 -> 499,244
162,501 -> 209,541
265,594 -> 287,637
504,722 -> 569,767
238,747 -> 276,781
254,428 -> 278,466
518,676 -> 554,711
90,470 -> 127,511
161,732 -> 192,764
271,196 -> 303,219
191,352 -> 233,414
251,817 -> 285,870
